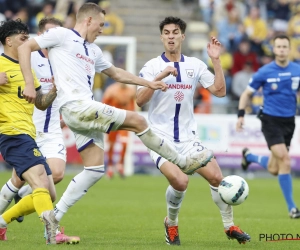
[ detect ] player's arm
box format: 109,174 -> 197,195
136,66 -> 177,107
35,83 -> 57,111
236,87 -> 254,132
102,65 -> 168,91
206,37 -> 226,97
18,39 -> 41,104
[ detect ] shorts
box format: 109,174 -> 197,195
36,132 -> 66,161
260,114 -> 295,149
0,134 -> 51,180
149,134 -> 206,169
60,100 -> 126,152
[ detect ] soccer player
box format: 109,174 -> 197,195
102,82 -> 136,178
0,17 -> 80,244
0,19 -> 58,244
17,3 -> 214,230
236,34 -> 300,219
136,16 -> 251,245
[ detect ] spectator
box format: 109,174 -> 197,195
54,0 -> 85,19
213,0 -> 246,27
243,6 -> 268,55
231,38 -> 259,75
270,0 -> 291,33
231,61 -> 254,100
216,7 -> 244,52
287,4 -> 300,38
36,2 -> 63,25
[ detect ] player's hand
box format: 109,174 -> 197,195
23,84 -> 36,104
236,117 -> 244,132
0,72 -> 8,85
157,66 -> 178,79
207,36 -> 222,60
148,81 -> 168,92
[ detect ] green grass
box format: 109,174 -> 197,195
0,172 -> 300,249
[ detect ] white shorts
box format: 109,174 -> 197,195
36,132 -> 66,161
60,100 -> 126,152
149,134 -> 206,169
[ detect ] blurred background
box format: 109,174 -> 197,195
1,0 -> 300,178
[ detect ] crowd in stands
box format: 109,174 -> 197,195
195,0 -> 300,114
1,0 -> 299,115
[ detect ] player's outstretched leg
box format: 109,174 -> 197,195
137,127 -> 213,175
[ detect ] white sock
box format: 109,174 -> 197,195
54,165 -> 105,222
0,216 -> 7,227
18,184 -> 33,198
137,127 -> 186,168
166,185 -> 186,226
0,179 -> 19,214
210,185 -> 234,229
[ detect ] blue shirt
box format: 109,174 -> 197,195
249,61 -> 300,117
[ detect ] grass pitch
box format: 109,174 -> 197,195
0,172 -> 300,249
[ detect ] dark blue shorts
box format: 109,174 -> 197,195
0,134 -> 52,180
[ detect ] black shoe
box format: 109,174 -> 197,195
289,208 -> 300,219
14,194 -> 24,223
241,148 -> 251,171
225,225 -> 251,244
164,217 -> 180,245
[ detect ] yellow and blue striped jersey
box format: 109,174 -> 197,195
0,53 -> 41,139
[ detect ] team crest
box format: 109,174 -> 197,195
33,148 -> 42,157
103,106 -> 114,116
186,69 -> 194,78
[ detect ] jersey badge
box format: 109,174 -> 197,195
103,106 -> 114,116
186,69 -> 194,78
33,148 -> 42,157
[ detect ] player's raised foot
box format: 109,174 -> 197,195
289,208 -> 300,219
106,166 -> 114,179
56,226 -> 80,244
14,193 -> 24,223
0,228 -> 7,240
164,217 -> 180,245
225,225 -> 250,244
241,148 -> 251,171
183,149 -> 214,175
40,210 -> 58,244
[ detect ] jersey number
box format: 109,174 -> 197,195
58,144 -> 65,155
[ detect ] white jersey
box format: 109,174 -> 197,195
34,27 -> 112,108
31,50 -> 61,133
139,53 -> 214,142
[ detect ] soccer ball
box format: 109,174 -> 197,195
218,175 -> 249,206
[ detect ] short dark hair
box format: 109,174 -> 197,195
38,17 -> 63,32
0,19 -> 29,45
274,34 -> 290,45
159,16 -> 186,34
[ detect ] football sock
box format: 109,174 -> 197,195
166,185 -> 186,226
210,185 -> 234,229
1,195 -> 35,224
0,179 -> 19,214
246,154 -> 268,169
278,174 -> 296,211
32,188 -> 53,216
137,127 -> 186,168
54,165 -> 105,222
18,184 -> 33,198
